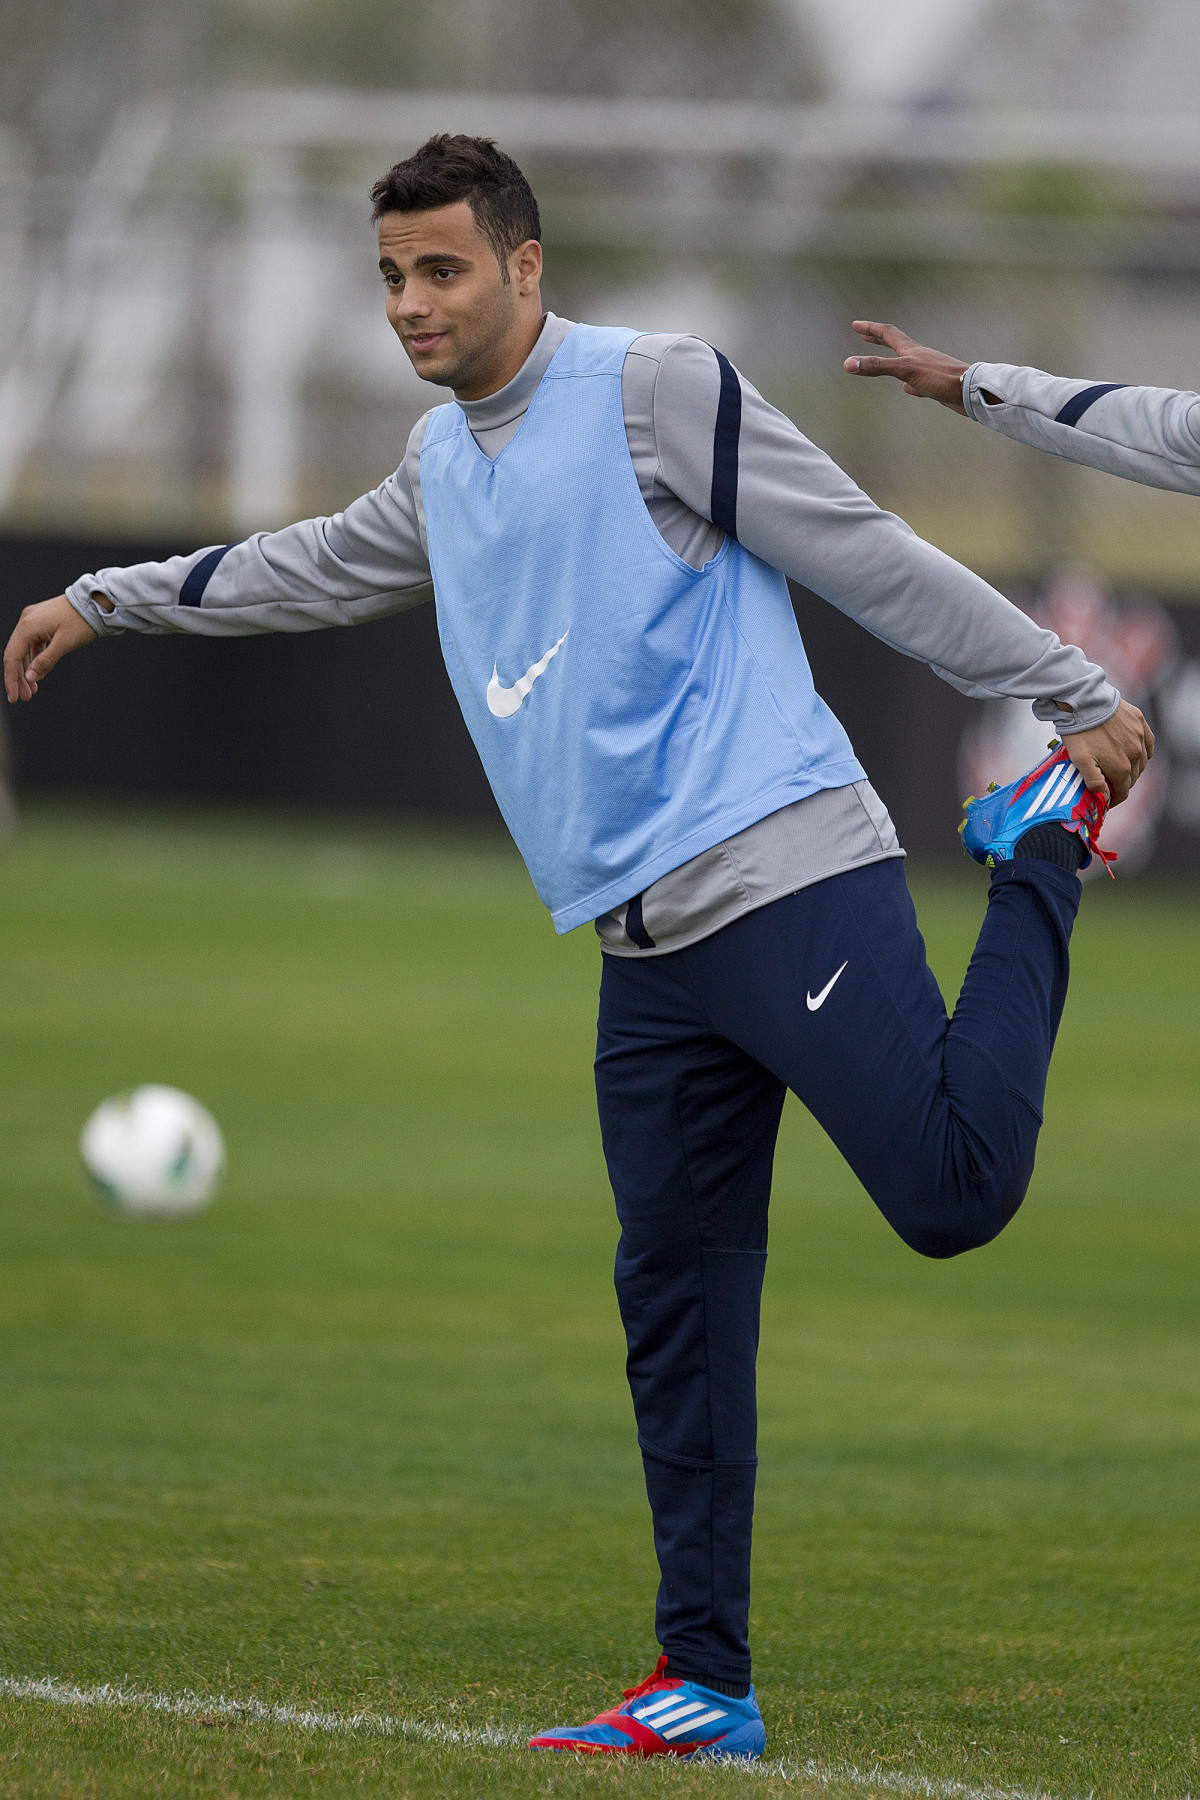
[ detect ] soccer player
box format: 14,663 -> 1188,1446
844,318 -> 1200,495
5,137 -> 1152,1763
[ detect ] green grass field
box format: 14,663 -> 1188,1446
1,805 -> 1198,1800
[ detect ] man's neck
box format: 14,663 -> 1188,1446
453,306 -> 546,402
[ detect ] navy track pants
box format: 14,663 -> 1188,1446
594,855 -> 1081,1686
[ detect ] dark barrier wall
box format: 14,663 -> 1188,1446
0,535 -> 500,823
4,534 -> 1200,870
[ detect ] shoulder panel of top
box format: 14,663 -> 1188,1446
419,401 -> 464,448
543,322 -> 641,377
622,331 -> 708,366
405,408 -> 437,457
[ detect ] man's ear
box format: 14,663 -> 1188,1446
511,239 -> 543,295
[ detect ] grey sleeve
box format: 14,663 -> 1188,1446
646,336 -> 1119,732
65,415 -> 436,637
964,361 -> 1200,496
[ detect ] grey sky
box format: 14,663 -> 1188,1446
796,0 -> 997,100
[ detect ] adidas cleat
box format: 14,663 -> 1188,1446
527,1655 -> 765,1761
960,743 -> 1114,875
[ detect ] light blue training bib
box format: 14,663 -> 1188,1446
419,323 -> 864,934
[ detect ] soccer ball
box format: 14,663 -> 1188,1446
80,1085 -> 225,1218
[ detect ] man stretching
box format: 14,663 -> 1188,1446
5,137 -> 1152,1762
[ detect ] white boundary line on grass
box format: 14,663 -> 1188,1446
0,1674 -> 1118,1800
0,1676 -> 521,1750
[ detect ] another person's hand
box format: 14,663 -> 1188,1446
4,595 -> 99,702
1063,699 -> 1154,806
844,321 -> 971,413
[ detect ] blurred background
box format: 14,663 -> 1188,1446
4,0 -> 1200,868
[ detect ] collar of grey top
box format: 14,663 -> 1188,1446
454,313 -> 577,434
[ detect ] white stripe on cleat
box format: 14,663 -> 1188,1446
1023,765 -> 1070,820
633,1694 -> 691,1722
641,1701 -> 708,1729
662,1708 -> 727,1739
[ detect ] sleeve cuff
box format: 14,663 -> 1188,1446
1034,690 -> 1121,733
65,582 -> 121,636
963,363 -> 1008,423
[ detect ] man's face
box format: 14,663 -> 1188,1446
378,200 -> 537,396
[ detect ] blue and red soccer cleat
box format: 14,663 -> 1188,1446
527,1656 -> 766,1761
960,742 -> 1115,875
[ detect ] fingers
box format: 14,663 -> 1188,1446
846,321 -> 914,379
1069,748 -> 1110,801
1107,702 -> 1153,804
1106,760 -> 1134,806
3,620 -> 43,704
4,596 -> 94,702
1095,749 -> 1133,806
25,632 -> 68,687
844,353 -> 910,378
851,320 -> 913,351
1127,739 -> 1149,789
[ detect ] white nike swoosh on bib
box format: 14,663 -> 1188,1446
807,961 -> 848,1012
486,631 -> 569,719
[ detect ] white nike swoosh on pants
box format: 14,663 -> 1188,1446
806,961 -> 848,1012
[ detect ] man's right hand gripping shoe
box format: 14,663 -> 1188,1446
960,742 -> 1115,874
527,1656 -> 766,1761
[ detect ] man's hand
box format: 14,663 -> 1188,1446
1063,699 -> 1153,806
844,321 -> 970,413
4,595 -> 99,702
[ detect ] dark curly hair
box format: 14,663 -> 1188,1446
370,134 -> 541,278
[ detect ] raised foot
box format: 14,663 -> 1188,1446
960,743 -> 1114,875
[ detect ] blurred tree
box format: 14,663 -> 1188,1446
976,164 -> 1134,221
0,0 -> 214,190
218,0 -> 821,100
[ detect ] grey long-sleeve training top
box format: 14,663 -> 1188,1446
66,316 -> 1119,952
964,360 -> 1200,494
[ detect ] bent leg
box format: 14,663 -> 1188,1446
595,952 -> 785,1684
680,857 -> 1081,1259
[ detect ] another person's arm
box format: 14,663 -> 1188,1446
845,320 -> 1200,496
5,424 -> 435,702
644,337 -> 1151,800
